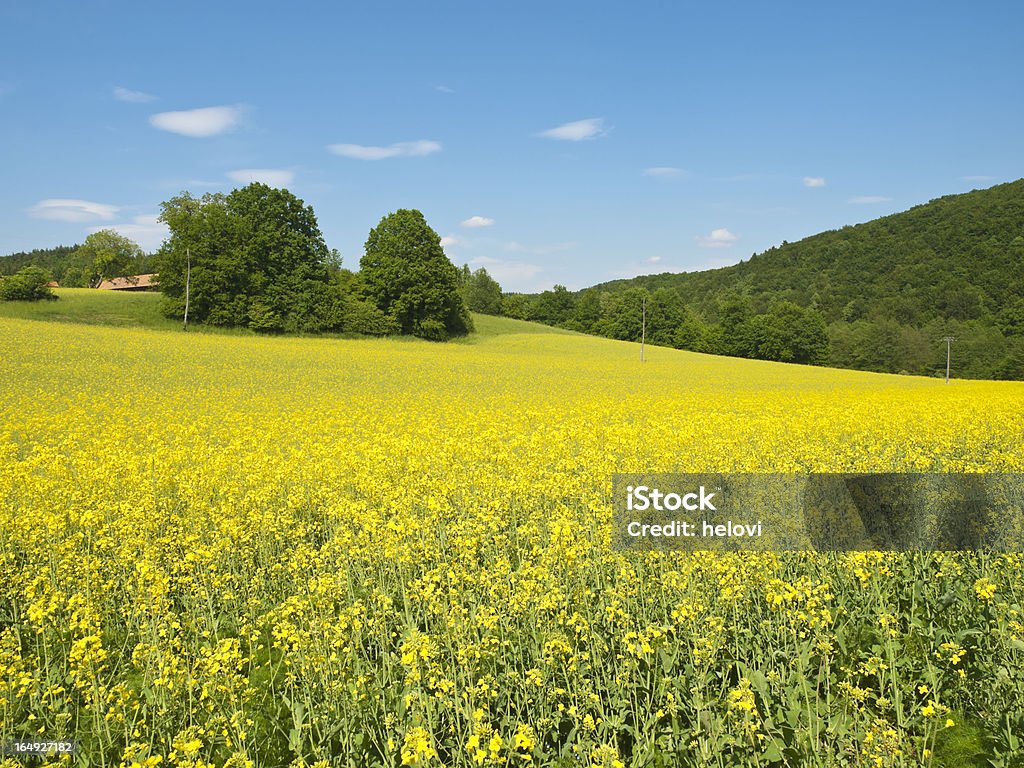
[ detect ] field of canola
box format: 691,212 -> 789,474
2,311 -> 1024,768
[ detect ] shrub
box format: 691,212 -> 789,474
0,266 -> 58,301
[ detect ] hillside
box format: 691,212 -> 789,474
592,179 -> 1024,325
0,244 -> 79,280
518,180 -> 1024,380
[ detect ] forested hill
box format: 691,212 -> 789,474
511,179 -> 1024,380
591,178 -> 1024,327
0,245 -> 79,280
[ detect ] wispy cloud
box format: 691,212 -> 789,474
962,175 -> 994,183
505,241 -> 577,256
29,199 -> 118,222
440,234 -> 462,248
227,169 -> 295,187
537,118 -> 607,141
644,256 -> 663,264
434,85 -> 455,94
803,176 -> 826,187
150,105 -> 243,138
643,167 -> 683,178
91,214 -> 168,252
460,215 -> 494,228
697,228 -> 739,248
114,86 -> 156,103
327,140 -> 441,160
849,195 -> 891,204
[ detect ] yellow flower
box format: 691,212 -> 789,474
974,577 -> 997,601
401,727 -> 436,766
513,724 -> 537,752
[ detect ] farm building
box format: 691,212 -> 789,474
97,273 -> 159,291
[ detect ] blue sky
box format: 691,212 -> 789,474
2,1 -> 1022,292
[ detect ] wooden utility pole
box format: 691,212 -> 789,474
943,336 -> 955,384
640,296 -> 646,362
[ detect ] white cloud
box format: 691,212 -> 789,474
440,235 -> 462,248
803,176 -> 826,187
697,228 -> 739,248
327,140 -> 441,160
460,215 -> 494,228
150,105 -> 242,138
114,86 -> 156,103
434,85 -> 455,93
91,214 -> 169,252
227,169 -> 295,187
537,118 -> 606,141
849,195 -> 892,204
962,175 -> 994,182
643,167 -> 683,177
644,256 -> 663,264
29,199 -> 118,222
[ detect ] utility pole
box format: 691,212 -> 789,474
943,336 -> 955,384
183,245 -> 191,332
640,296 -> 646,363
182,203 -> 193,333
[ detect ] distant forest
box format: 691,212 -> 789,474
503,179 -> 1024,380
0,244 -> 158,287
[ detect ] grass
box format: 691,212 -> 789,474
0,288 -> 180,330
0,288 -> 570,341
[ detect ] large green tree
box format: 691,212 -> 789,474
360,209 -> 472,340
752,301 -> 830,365
157,184 -> 334,332
66,229 -> 144,288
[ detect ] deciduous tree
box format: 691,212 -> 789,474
360,209 -> 472,340
157,184 -> 333,332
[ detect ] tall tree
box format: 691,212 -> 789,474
360,209 -> 472,340
157,184 -> 333,332
461,267 -> 503,315
67,230 -> 144,288
529,285 -> 576,327
752,301 -> 830,365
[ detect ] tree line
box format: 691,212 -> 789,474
2,184 -> 506,342
504,179 -> 1024,380
501,286 -> 831,366
156,186 -> 495,340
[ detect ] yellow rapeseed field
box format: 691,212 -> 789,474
2,314 -> 1023,767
